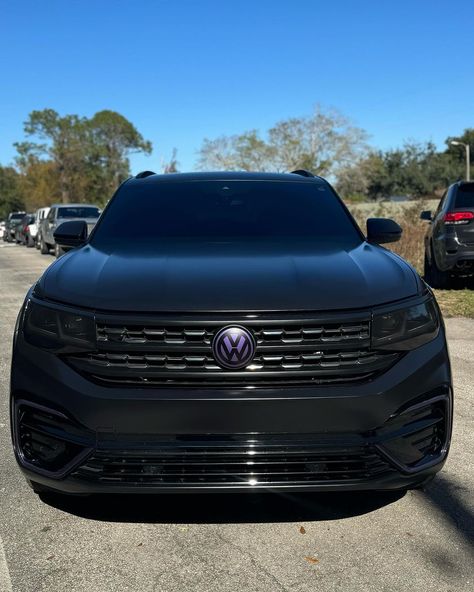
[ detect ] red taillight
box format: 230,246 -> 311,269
444,212 -> 474,225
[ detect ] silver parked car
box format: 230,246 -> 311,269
39,204 -> 101,257
33,206 -> 51,249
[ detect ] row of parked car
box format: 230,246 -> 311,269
1,203 -> 101,257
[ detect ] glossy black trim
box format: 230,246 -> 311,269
12,400 -> 94,479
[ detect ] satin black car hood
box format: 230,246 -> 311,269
39,241 -> 421,312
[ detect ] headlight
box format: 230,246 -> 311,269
23,299 -> 96,352
372,298 -> 439,351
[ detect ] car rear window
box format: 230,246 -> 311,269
57,207 -> 100,219
91,180 -> 362,247
454,184 -> 474,209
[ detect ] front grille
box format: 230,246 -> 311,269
71,437 -> 393,487
97,322 -> 370,346
66,313 -> 399,387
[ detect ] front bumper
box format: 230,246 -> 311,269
11,330 -> 452,494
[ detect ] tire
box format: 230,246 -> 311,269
424,248 -> 450,289
35,234 -> 41,249
55,243 -> 65,258
40,237 -> 50,254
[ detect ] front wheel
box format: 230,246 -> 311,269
424,249 -> 450,289
55,243 -> 65,258
40,237 -> 49,254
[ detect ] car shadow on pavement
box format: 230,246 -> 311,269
39,489 -> 405,524
421,474 -> 474,548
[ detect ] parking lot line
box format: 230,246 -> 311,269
0,536 -> 13,592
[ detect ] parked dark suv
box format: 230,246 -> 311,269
11,171 -> 452,495
3,211 -> 25,242
14,214 -> 35,245
422,181 -> 474,287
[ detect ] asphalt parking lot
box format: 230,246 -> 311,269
0,243 -> 472,592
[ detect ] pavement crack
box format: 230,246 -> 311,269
213,530 -> 290,592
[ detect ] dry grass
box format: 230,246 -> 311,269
432,287 -> 474,317
346,199 -> 474,318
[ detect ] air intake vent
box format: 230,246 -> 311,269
72,437 -> 393,487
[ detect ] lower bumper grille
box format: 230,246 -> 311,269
71,439 -> 393,487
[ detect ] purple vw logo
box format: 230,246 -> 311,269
212,326 -> 256,370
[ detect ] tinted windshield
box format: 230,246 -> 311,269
91,180 -> 361,248
57,206 -> 100,219
9,213 -> 24,221
454,184 -> 474,209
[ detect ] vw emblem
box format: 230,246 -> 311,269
212,326 -> 256,370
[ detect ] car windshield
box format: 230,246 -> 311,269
454,184 -> 474,209
10,213 -> 24,221
91,180 -> 362,248
57,207 -> 100,219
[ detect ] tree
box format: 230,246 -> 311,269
268,106 -> 368,174
16,158 -> 60,211
335,152 -> 386,200
15,109 -> 88,203
336,141 -> 461,201
0,166 -> 23,219
14,109 -> 153,206
162,148 -> 180,173
444,128 -> 474,181
87,110 -> 152,194
197,131 -> 273,171
197,106 -> 368,176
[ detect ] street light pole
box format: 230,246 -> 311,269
450,140 -> 471,182
467,143 -> 471,182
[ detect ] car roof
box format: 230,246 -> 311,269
49,203 -> 100,208
129,171 -> 327,185
453,181 -> 474,188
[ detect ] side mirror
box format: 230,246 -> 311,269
367,218 -> 402,244
420,210 -> 432,221
53,220 -> 88,248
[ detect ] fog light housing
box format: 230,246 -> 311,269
15,404 -> 92,476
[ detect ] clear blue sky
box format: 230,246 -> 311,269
1,0 -> 473,173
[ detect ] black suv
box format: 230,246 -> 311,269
11,171 -> 452,495
3,211 -> 25,242
422,181 -> 474,288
